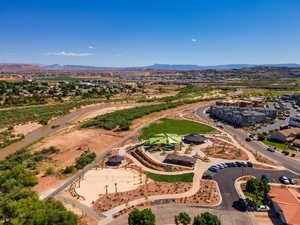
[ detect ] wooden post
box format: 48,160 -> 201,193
105,185 -> 108,195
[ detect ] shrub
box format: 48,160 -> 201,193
45,167 -> 55,176
62,166 -> 76,174
193,212 -> 220,225
128,208 -> 155,225
75,152 -> 96,169
175,212 -> 191,225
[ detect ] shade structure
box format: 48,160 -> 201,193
148,133 -> 181,145
183,134 -> 207,144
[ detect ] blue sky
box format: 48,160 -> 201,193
1,0 -> 300,66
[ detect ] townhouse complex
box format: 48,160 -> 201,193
209,99 -> 277,127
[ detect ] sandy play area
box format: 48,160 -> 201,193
75,168 -> 146,206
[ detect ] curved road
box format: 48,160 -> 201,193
195,105 -> 300,175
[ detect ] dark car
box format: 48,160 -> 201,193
233,198 -> 248,211
202,174 -> 213,180
267,147 -> 275,152
245,137 -> 252,142
279,176 -> 290,184
246,162 -> 253,167
261,174 -> 269,183
232,162 -> 238,167
225,162 -> 232,167
236,162 -> 242,167
208,166 -> 218,173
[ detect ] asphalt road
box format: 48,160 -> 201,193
195,105 -> 300,174
211,167 -> 297,210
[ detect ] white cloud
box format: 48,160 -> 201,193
191,38 -> 197,42
88,46 -> 94,49
46,51 -> 93,56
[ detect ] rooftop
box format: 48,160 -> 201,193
269,187 -> 300,225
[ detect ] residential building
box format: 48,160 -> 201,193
268,128 -> 300,143
289,115 -> 300,128
210,105 -> 277,127
268,187 -> 300,225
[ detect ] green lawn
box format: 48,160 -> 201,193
139,118 -> 215,139
263,139 -> 295,151
145,172 -> 194,183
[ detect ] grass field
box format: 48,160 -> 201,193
145,172 -> 194,183
263,139 -> 295,151
140,118 -> 215,139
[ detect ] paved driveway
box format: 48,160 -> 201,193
110,204 -> 254,225
211,167 -> 297,210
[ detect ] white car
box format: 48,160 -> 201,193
255,205 -> 270,212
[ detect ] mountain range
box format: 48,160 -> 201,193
1,63 -> 300,72
40,63 -> 300,71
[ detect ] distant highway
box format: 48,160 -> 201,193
195,105 -> 300,175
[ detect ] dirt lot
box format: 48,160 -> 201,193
173,180 -> 220,206
202,138 -> 249,160
31,127 -> 127,194
13,122 -> 42,136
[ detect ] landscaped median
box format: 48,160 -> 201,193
144,172 -> 194,183
263,139 -> 295,151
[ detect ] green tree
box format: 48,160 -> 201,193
246,178 -> 270,199
128,208 -> 155,225
175,212 -> 191,225
193,212 -> 221,225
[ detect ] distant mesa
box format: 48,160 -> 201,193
1,63 -> 300,72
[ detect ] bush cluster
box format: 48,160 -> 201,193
0,146 -> 77,224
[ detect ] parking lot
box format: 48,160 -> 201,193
205,167 -> 297,210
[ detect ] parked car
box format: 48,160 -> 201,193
232,162 -> 238,167
208,166 -> 218,173
279,176 -> 290,184
245,137 -> 252,142
240,162 -> 248,167
217,164 -> 225,169
246,162 -> 253,167
220,163 -> 228,168
225,162 -> 232,167
261,174 -> 270,183
267,147 -> 275,152
236,162 -> 242,167
202,174 -> 213,180
233,198 -> 249,211
255,205 -> 270,212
